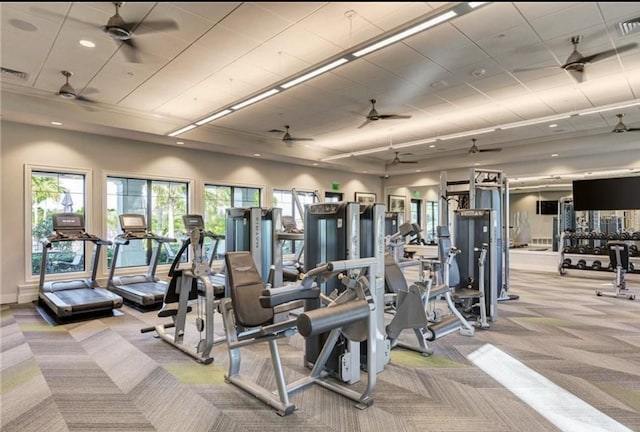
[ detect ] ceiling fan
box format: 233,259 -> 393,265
57,71 -> 98,109
514,35 -> 638,83
388,152 -> 417,165
358,99 -> 412,128
468,138 -> 502,154
269,125 -> 314,147
612,113 -> 640,133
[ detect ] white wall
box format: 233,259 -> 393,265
0,121 -> 382,304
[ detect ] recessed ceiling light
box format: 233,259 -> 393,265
363,171 -> 368,174
415,169 -> 421,172
313,162 -> 319,166
474,162 -> 480,166
548,123 -> 558,128
176,141 -> 184,145
471,68 -> 486,78
79,40 -> 95,48
254,153 -> 261,157
429,144 -> 436,148
551,153 -> 558,157
50,121 -> 62,126
430,80 -> 448,89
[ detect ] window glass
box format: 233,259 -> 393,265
31,171 -> 86,276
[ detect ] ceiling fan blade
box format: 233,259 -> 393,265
289,137 -> 314,141
626,127 -> 640,132
75,95 -> 95,104
379,114 -> 412,120
581,42 -> 639,64
513,65 -> 558,73
479,148 -> 502,153
566,68 -> 584,83
120,38 -> 141,63
268,129 -> 285,133
358,119 -> 372,129
131,19 -> 179,35
399,160 -> 418,164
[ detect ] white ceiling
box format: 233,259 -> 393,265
2,2 -> 640,178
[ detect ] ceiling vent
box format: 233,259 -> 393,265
617,18 -> 640,37
1,67 -> 28,81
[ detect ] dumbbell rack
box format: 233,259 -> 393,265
557,231 -> 640,276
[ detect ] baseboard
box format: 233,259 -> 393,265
1,293 -> 18,305
17,284 -> 38,304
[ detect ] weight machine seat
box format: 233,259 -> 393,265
607,241 -> 631,271
225,251 -> 275,328
384,254 -> 408,294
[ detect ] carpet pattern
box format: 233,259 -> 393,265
2,269 -> 640,431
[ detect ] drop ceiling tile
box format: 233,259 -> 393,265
578,73 -> 637,106
452,2 -> 527,40
513,2 -> 581,21
499,96 -> 556,119
527,3 -> 604,41
475,25 -> 545,60
598,2 -> 640,24
165,2 -> 242,23
218,3 -> 297,43
534,87 -> 594,113
517,70 -> 576,91
350,2 -> 435,32
434,83 -> 484,101
466,72 -> 522,93
267,23 -> 345,65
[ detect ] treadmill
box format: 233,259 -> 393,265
38,213 -> 123,322
168,214 -> 226,297
107,214 -> 176,308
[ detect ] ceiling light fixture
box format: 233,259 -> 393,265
231,89 -> 280,110
281,58 -> 349,89
254,153 -> 261,157
578,100 -> 640,116
50,121 -> 62,126
548,123 -> 558,128
79,39 -> 95,48
168,124 -> 196,137
352,10 -> 458,57
195,109 -> 232,126
165,2 -> 489,137
500,115 -> 570,130
551,153 -> 558,157
176,141 -> 184,145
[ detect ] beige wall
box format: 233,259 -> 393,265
0,121 -> 382,304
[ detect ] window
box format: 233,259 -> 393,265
106,176 -> 189,268
426,200 -> 439,244
272,189 -> 316,255
410,198 -> 422,227
29,170 -> 86,276
204,184 -> 261,259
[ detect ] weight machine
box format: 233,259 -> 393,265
595,242 -> 637,300
141,215 -> 226,364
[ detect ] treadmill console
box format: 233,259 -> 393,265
49,213 -> 98,241
119,213 -> 148,238
183,214 -> 204,230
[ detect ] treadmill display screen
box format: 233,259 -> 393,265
120,214 -> 146,230
53,214 -> 84,230
183,214 -> 204,229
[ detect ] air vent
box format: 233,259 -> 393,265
1,67 -> 29,81
617,17 -> 640,37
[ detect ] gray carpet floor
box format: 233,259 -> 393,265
2,268 -> 640,431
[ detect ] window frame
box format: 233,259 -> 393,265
24,164 -> 92,283
103,170 -> 193,274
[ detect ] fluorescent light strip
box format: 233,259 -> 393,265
168,124 -> 196,137
501,115 -> 570,130
468,2 -> 487,8
281,58 -> 349,89
440,128 -> 495,140
231,89 -> 280,110
195,109 -> 232,126
578,101 -> 640,116
353,10 -> 458,57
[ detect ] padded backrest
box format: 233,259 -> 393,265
163,269 -> 199,304
384,254 -> 408,293
225,251 -> 273,327
607,241 -> 630,271
436,226 -> 460,288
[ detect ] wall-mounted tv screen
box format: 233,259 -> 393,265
573,177 -> 640,211
536,200 -> 558,215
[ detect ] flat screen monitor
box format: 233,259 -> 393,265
536,200 -> 558,215
573,177 -> 640,211
119,214 -> 146,231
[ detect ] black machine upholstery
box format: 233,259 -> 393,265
384,254 -> 408,294
225,251 -> 274,328
607,241 -> 631,271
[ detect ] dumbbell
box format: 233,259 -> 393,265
562,258 -> 572,268
620,232 -> 631,240
631,232 -> 640,240
630,262 -> 636,272
629,245 -> 638,257
592,247 -> 601,255
576,259 -> 587,270
592,260 -> 602,271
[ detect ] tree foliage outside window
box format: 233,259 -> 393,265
106,176 -> 188,268
30,171 -> 85,276
204,184 -> 260,260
